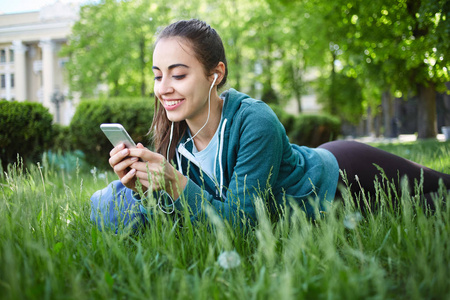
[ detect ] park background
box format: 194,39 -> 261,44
1,0 -> 450,299
1,0 -> 450,155
57,0 -> 449,140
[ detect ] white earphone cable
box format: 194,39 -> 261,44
184,73 -> 218,146
166,122 -> 174,161
160,74 -> 218,214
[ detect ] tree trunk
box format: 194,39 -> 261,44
295,97 -> 302,114
234,46 -> 241,91
443,82 -> 450,126
367,106 -> 374,136
139,37 -> 146,97
374,109 -> 382,137
291,63 -> 302,113
382,90 -> 396,137
112,79 -> 120,97
329,52 -> 337,115
417,82 -> 437,139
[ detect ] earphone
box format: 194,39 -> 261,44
161,73 -> 220,214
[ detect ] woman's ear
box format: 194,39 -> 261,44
211,62 -> 226,86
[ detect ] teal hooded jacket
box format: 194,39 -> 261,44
172,89 -> 339,226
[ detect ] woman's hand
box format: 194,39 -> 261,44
109,143 -> 187,200
109,143 -> 139,190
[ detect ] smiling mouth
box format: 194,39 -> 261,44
162,99 -> 185,110
165,100 -> 182,106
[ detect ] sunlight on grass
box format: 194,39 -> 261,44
371,140 -> 450,173
1,141 -> 449,299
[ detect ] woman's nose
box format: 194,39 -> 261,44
158,78 -> 174,95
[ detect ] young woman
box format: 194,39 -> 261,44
91,19 -> 450,231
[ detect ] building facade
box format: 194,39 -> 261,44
0,2 -> 79,125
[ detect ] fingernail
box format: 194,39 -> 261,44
130,157 -> 138,162
121,149 -> 128,156
129,168 -> 136,175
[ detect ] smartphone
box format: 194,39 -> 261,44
100,123 -> 137,148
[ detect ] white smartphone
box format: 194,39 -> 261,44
100,123 -> 137,148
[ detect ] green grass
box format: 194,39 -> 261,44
371,139 -> 450,173
1,141 -> 450,299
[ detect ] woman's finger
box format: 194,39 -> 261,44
128,147 -> 163,164
109,147 -> 131,168
113,157 -> 138,175
120,168 -> 137,186
109,143 -> 126,157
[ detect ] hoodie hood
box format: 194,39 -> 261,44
175,89 -> 252,199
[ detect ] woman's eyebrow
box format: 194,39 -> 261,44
152,64 -> 189,71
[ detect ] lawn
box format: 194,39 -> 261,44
1,140 -> 449,299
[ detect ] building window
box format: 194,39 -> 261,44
0,50 -> 5,63
11,74 -> 15,88
9,49 -> 14,62
1,74 -> 5,88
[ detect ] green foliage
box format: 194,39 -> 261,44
61,0 -> 171,97
52,124 -> 73,152
270,104 -> 341,147
289,114 -> 342,147
315,71 -> 366,124
70,97 -> 154,170
1,142 -> 450,299
309,0 -> 450,137
62,0 -> 448,138
0,100 -> 53,169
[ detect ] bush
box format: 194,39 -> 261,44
289,114 -> 341,147
0,100 -> 54,169
70,97 -> 155,170
52,124 -> 74,152
269,104 -> 341,147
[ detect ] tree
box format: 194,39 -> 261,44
266,0 -> 322,111
61,0 -> 171,98
207,0 -> 255,92
62,0 -> 449,140
312,0 -> 450,139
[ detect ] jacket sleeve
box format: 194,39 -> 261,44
90,180 -> 147,232
173,102 -> 284,228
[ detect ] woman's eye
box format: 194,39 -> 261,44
154,76 -> 162,81
173,75 -> 186,80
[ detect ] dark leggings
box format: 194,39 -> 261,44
318,140 -> 450,210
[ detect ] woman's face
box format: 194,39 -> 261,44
152,37 -> 213,125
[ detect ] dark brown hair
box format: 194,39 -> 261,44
151,19 -> 228,161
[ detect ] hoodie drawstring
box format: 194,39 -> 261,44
218,119 -> 227,199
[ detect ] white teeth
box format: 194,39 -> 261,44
165,100 -> 181,106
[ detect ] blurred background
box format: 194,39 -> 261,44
1,0 -> 449,165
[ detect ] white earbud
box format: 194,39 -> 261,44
212,73 -> 218,86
